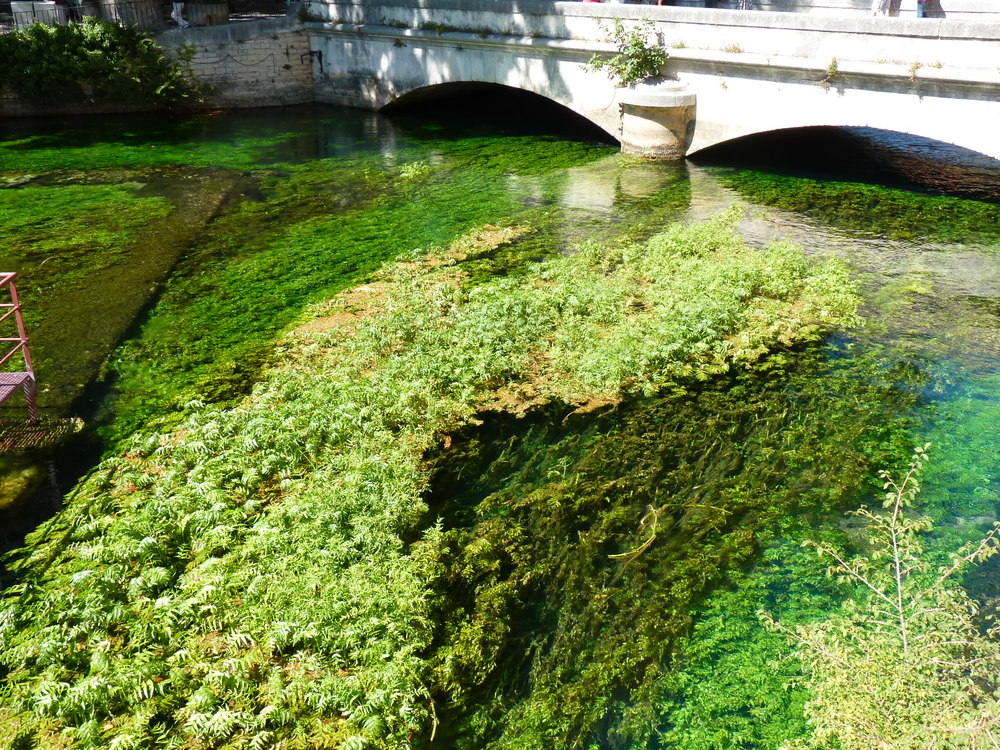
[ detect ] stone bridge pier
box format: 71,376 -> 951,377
301,0 -> 1000,161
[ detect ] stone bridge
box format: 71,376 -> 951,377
300,0 -> 1000,159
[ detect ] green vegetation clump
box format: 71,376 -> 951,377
0,214 -> 859,749
766,447 -> 1000,748
586,19 -> 667,88
0,18 -> 199,105
722,172 -> 1000,244
819,58 -> 840,89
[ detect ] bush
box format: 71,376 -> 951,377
0,18 -> 199,105
765,446 -> 1000,749
586,19 -> 667,88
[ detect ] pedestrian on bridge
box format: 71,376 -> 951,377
171,1 -> 191,28
871,0 -> 890,15
916,0 -> 929,17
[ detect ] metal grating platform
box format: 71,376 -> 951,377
0,418 -> 81,451
0,371 -> 34,405
0,271 -> 39,423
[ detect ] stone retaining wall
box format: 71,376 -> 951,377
0,16 -> 315,118
158,17 -> 315,109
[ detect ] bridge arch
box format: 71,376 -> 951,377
380,82 -> 619,142
686,118 -> 1000,163
676,63 -> 1000,162
691,125 -> 1000,200
306,6 -> 1000,163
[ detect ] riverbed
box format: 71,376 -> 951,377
1,102 -> 999,748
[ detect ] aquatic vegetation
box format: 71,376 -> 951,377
0,128 -> 301,173
0,215 -> 859,749
722,172 -> 1000,244
93,141 -> 678,450
94,152 -> 566,444
428,340 -> 924,750
4,105 -> 1000,750
0,109 -> 620,440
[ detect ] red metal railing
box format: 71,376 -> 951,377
0,272 -> 40,423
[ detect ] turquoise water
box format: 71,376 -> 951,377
2,104 -> 1000,747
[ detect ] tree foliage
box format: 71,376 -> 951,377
0,18 -> 199,105
766,446 -> 1000,749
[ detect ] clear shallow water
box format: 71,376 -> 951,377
1,104 -> 1000,747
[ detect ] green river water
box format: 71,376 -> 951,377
1,102 -> 1000,748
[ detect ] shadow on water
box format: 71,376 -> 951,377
382,83 -> 620,146
693,126 -> 1000,203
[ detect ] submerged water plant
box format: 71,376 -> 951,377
0,213 -> 859,748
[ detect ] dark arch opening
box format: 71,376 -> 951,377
380,82 -> 617,146
692,126 -> 1000,202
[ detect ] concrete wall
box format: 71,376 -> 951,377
158,17 -> 316,109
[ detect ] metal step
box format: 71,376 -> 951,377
0,371 -> 34,406
0,272 -> 40,423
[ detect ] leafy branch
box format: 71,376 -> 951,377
0,18 -> 200,105
764,446 -> 1000,748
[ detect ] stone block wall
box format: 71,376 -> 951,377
159,17 -> 316,109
